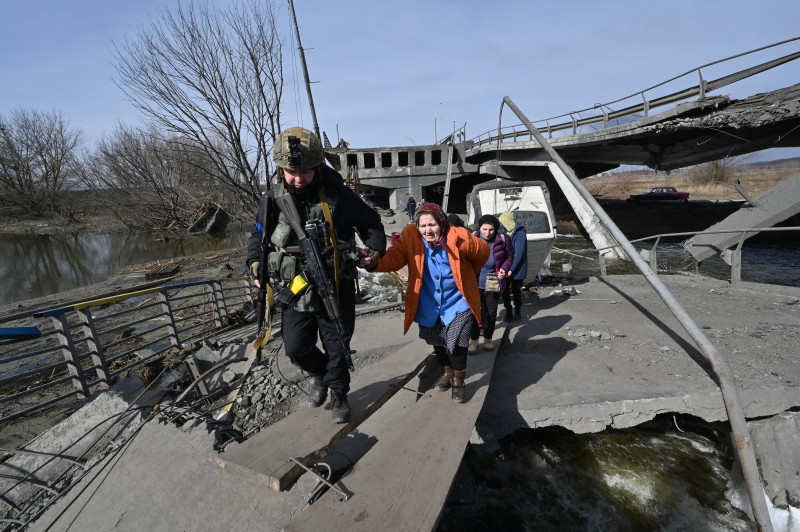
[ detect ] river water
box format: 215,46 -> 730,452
0,230 -> 250,308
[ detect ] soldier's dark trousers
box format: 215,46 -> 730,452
281,280 -> 355,396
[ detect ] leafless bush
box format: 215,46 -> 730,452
582,177 -> 613,197
583,172 -> 644,197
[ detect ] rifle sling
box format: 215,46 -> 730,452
253,283 -> 275,351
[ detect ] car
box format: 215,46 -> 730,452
629,186 -> 690,201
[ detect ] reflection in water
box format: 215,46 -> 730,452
0,231 -> 249,307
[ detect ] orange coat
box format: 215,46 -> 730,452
372,223 -> 489,333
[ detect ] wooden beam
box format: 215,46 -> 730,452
216,337 -> 431,491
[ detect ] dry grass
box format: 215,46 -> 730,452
584,159 -> 799,200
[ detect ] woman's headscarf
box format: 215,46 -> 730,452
498,211 -> 515,233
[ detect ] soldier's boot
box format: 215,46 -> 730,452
435,366 -> 453,392
331,391 -> 351,424
308,377 -> 327,408
452,370 -> 466,403
514,307 -> 522,321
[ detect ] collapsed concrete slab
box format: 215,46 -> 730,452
685,171 -> 800,262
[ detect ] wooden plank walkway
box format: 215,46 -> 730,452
216,336 -> 432,491
284,324 -> 504,532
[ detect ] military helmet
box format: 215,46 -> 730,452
273,127 -> 324,170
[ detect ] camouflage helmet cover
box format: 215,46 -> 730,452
273,127 -> 324,170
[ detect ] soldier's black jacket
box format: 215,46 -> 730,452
246,165 -> 386,268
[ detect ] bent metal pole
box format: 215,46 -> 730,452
501,95 -> 773,532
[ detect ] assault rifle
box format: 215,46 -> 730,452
274,193 -> 355,371
253,192 -> 273,352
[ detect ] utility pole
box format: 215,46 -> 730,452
287,0 -> 320,140
442,135 -> 454,212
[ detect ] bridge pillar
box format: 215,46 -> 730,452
547,162 -> 627,260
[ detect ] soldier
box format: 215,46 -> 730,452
247,127 -> 385,423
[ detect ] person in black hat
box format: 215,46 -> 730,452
469,214 -> 514,352
447,213 -> 466,228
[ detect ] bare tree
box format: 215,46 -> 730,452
111,0 -> 284,214
83,124 -> 216,230
0,108 -> 82,214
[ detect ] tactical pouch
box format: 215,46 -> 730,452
279,254 -> 300,282
267,251 -> 282,280
324,239 -> 355,282
294,288 -> 321,314
270,222 -> 293,249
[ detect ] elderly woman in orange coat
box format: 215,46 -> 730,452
360,203 -> 488,403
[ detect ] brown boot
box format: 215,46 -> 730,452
435,366 -> 452,391
451,370 -> 466,403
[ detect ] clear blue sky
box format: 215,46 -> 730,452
2,0 -> 799,162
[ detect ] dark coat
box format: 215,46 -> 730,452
505,222 -> 528,281
475,231 -> 515,293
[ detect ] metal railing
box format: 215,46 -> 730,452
470,37 -> 800,150
435,123 -> 469,146
0,277 -> 254,425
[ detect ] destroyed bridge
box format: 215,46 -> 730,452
323,38 -> 800,215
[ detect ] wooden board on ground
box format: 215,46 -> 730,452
216,336 -> 430,491
146,262 -> 180,279
284,324 -> 505,532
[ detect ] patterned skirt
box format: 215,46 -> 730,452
417,309 -> 473,354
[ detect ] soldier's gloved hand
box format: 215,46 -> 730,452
249,261 -> 261,287
357,247 -> 383,271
